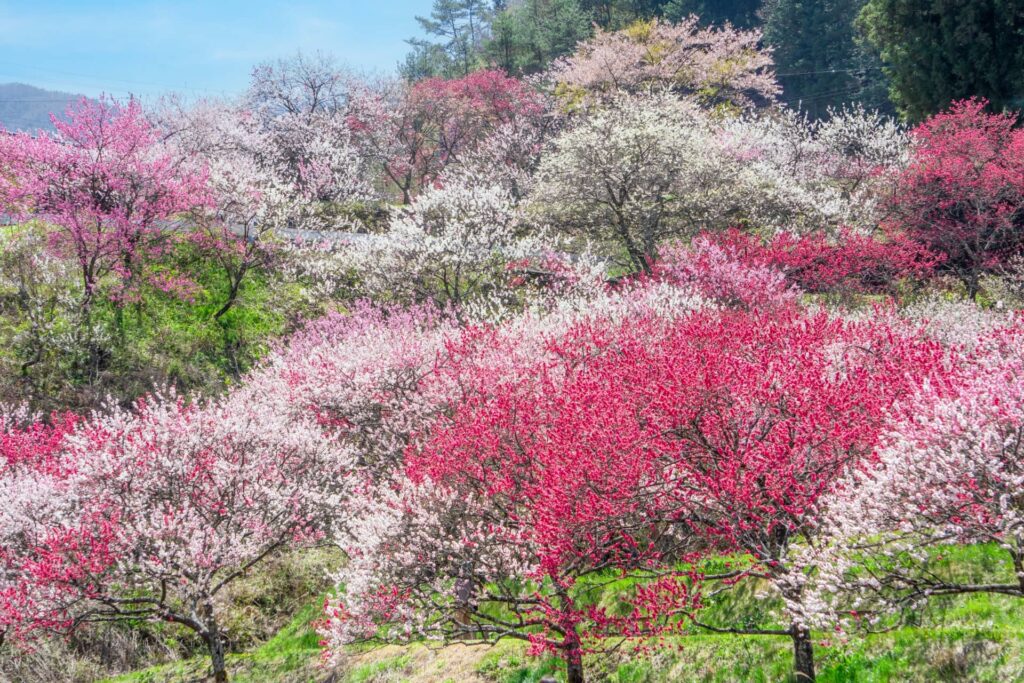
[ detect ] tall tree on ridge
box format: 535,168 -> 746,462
403,0 -> 493,79
664,0 -> 763,28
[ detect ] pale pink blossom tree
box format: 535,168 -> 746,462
810,318 -> 1024,629
347,70 -> 546,203
1,386 -> 352,682
546,17 -> 779,110
161,98 -> 375,320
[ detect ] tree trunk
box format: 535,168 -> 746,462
207,629 -> 228,683
563,635 -> 585,683
202,607 -> 229,683
565,654 -> 585,683
791,624 -> 816,682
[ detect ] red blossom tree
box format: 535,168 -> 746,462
320,304 -> 946,683
321,314 -> 701,683
624,308 -> 944,682
0,409 -> 96,647
687,228 -> 934,297
885,98 -> 1024,299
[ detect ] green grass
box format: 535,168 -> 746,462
103,544 -> 1024,682
104,602 -> 325,683
103,604 -> 1024,683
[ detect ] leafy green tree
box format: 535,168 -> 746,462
664,0 -> 763,28
576,0 -> 676,28
858,0 -> 1024,121
486,0 -> 594,73
764,0 -> 892,119
403,0 -> 493,79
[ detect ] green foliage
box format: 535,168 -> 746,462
764,0 -> 893,118
0,224 -> 306,412
577,0 -> 674,29
403,0 -> 493,79
347,655 -> 413,682
485,0 -> 594,74
858,0 -> 1024,121
663,0 -> 762,28
427,0 -> 772,78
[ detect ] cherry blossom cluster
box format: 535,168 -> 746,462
347,70 -> 547,204
339,171 -> 544,308
546,17 -> 779,110
0,361 -> 357,680
806,315 -> 1024,629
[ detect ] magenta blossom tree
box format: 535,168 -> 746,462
0,96 -> 210,307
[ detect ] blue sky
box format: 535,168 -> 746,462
0,1 -> 434,100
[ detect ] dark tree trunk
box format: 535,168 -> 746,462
564,635 -> 585,683
213,279 -> 241,321
202,605 -> 229,683
791,624 -> 816,682
207,629 -> 228,683
566,655 -> 585,683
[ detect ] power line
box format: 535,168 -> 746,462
775,66 -> 885,78
780,83 -> 868,108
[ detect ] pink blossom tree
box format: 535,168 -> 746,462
163,98 -> 375,321
810,318 -> 1024,629
0,96 -> 209,311
0,97 -> 210,382
347,70 -> 546,203
653,236 -> 799,310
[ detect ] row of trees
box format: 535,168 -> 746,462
6,19 -> 1020,408
4,258 -> 1022,682
407,0 -> 1024,121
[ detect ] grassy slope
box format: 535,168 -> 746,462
106,587 -> 1024,682
105,609 -> 1024,683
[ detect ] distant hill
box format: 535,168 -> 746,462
0,83 -> 87,133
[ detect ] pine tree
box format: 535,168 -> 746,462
486,0 -> 593,73
403,0 -> 493,79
